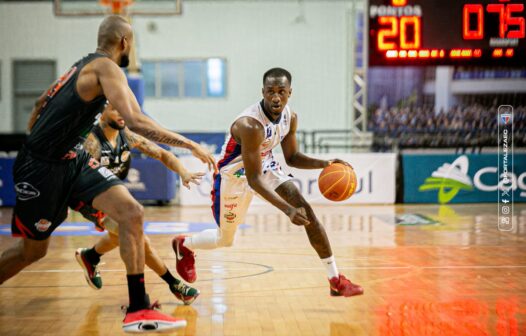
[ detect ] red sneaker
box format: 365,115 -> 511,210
122,302 -> 186,333
172,235 -> 197,283
329,274 -> 364,297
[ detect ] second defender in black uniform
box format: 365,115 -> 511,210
0,15 -> 216,333
74,103 -> 202,305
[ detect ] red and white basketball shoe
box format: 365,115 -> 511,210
122,301 -> 186,333
329,274 -> 364,297
172,235 -> 197,283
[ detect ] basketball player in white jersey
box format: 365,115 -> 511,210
173,68 -> 363,297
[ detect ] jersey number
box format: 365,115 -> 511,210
42,66 -> 77,109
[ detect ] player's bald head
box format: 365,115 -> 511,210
97,15 -> 132,48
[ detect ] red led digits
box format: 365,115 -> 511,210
400,16 -> 421,49
462,2 -> 524,40
506,4 -> 525,38
463,4 -> 484,39
487,4 -> 507,37
391,0 -> 407,6
378,16 -> 421,50
378,17 -> 398,50
487,3 -> 525,38
493,48 -> 504,57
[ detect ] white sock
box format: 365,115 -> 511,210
321,256 -> 339,279
184,229 -> 219,250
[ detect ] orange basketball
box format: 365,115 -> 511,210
318,163 -> 357,202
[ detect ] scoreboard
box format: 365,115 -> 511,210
368,0 -> 526,66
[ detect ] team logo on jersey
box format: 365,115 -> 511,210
224,203 -> 237,211
121,150 -> 130,162
233,169 -> 245,178
35,219 -> 52,232
265,126 -> 273,139
42,66 -> 77,110
224,212 -> 236,222
15,182 -> 40,201
98,166 -> 118,180
101,156 -> 110,166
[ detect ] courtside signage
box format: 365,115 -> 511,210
403,154 -> 526,203
179,153 -> 396,205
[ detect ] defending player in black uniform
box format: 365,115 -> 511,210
74,103 -> 202,305
0,16 -> 216,333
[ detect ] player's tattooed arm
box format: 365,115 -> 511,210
124,128 -> 163,160
281,112 -> 351,169
95,59 -> 216,172
132,126 -> 217,173
125,128 -> 205,189
83,133 -> 102,160
129,118 -> 217,172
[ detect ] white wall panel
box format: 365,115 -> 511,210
0,1 -> 351,133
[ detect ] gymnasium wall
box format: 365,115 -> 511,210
0,0 -> 355,133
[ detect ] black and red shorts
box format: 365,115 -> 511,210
11,147 -> 122,240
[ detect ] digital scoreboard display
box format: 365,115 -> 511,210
368,0 -> 526,66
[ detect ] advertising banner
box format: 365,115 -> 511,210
403,153 -> 526,203
179,153 -> 397,205
124,157 -> 177,203
0,158 -> 16,206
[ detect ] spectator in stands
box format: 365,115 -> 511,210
369,104 -> 525,149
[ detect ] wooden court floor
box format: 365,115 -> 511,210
0,203 -> 525,336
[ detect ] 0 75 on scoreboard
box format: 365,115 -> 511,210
368,0 -> 525,66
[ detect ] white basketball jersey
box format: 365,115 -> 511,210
217,101 -> 292,175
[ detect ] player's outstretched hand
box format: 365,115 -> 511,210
180,171 -> 205,189
328,159 -> 353,169
191,143 -> 218,173
287,207 -> 310,226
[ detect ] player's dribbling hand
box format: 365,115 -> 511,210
327,159 -> 353,169
180,171 -> 205,189
191,143 -> 218,173
287,207 -> 310,226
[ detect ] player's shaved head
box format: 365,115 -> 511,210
263,67 -> 292,85
96,15 -> 133,67
97,15 -> 132,49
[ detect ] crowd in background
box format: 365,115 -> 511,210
368,104 -> 526,150
453,68 -> 526,80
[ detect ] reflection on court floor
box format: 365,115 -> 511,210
0,203 -> 525,335
0,221 -> 249,236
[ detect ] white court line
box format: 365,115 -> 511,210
20,265 -> 526,273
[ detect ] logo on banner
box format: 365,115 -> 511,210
416,155 -> 526,203
124,168 -> 146,191
418,155 -> 473,204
